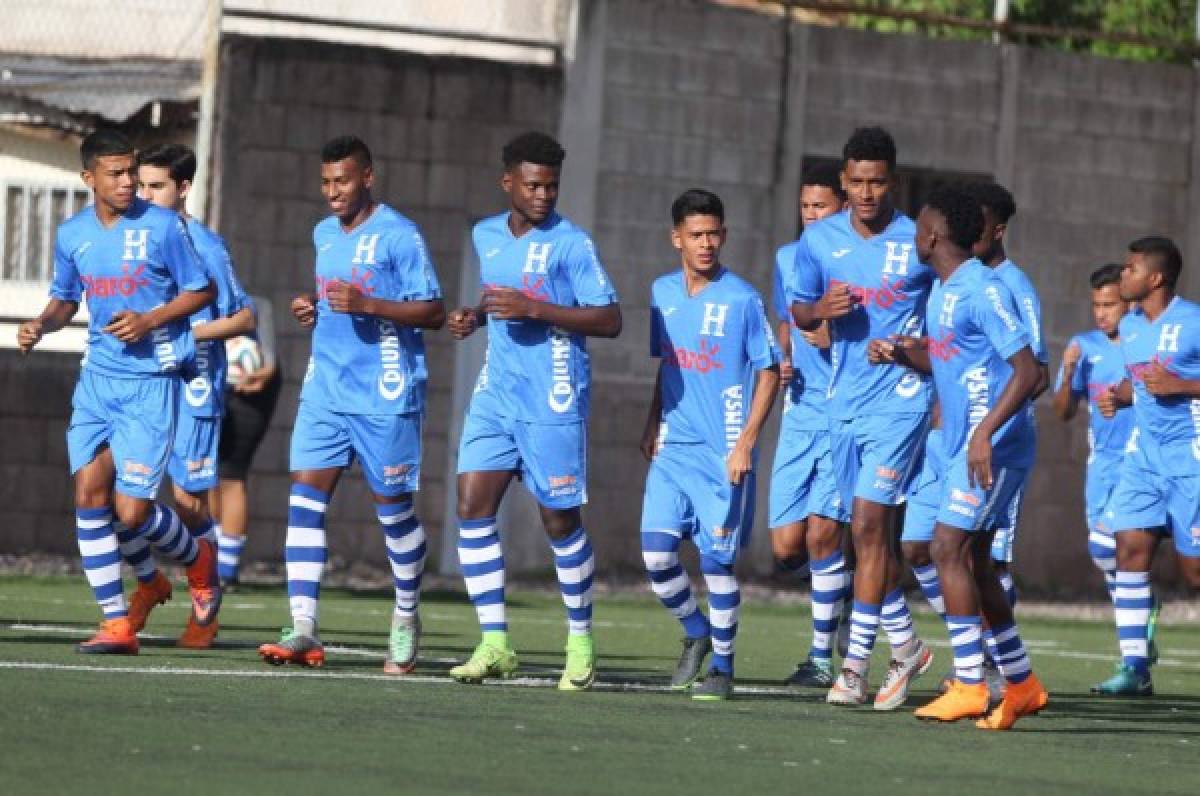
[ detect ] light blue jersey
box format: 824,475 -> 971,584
300,204 -> 441,415
792,209 -> 933,420
470,211 -> 617,425
993,260 -> 1046,364
179,218 -> 249,417
50,198 -> 208,377
1056,329 -> 1135,460
773,240 -> 831,431
1119,297 -> 1200,477
927,259 -> 1033,468
650,267 -> 780,453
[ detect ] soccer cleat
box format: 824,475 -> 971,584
1147,598 -> 1161,666
1090,664 -> 1153,697
127,572 -> 173,633
670,635 -> 712,690
177,616 -> 219,649
874,639 -> 934,711
826,668 -> 869,706
77,617 -> 139,655
691,668 -> 733,701
914,679 -> 989,722
383,615 -> 421,675
784,656 -> 836,688
185,538 -> 222,627
976,673 -> 1049,730
258,628 -> 324,667
558,632 -> 596,691
449,640 -> 518,684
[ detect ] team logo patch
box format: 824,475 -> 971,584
548,474 -> 579,498
875,466 -> 900,481
122,460 -> 154,487
951,488 -> 981,507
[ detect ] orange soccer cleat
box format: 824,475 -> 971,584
77,617 -> 139,655
914,679 -> 989,722
177,616 -> 219,649
258,629 -> 325,668
127,572 -> 173,633
185,539 -> 222,627
976,673 -> 1049,731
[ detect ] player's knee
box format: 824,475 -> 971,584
541,509 -> 580,541
901,541 -> 932,568
929,536 -> 961,569
770,528 -> 806,563
1181,561 -> 1200,591
642,550 -> 676,573
114,500 -> 151,530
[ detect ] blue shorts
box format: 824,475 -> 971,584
290,402 -> 422,497
935,453 -> 1027,534
1102,459 -> 1200,558
457,407 -> 586,510
1085,452 -> 1124,531
66,369 -> 177,499
168,412 -> 219,493
901,429 -> 946,545
987,474 -> 1027,563
829,411 -> 927,509
641,443 -> 755,567
768,424 -> 844,528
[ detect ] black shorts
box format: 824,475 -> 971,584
217,369 -> 282,480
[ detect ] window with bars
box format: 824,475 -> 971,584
2,181 -> 92,285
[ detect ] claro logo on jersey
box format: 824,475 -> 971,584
378,320 -> 406,401
830,276 -> 909,311
82,263 -> 149,297
661,339 -> 723,373
548,328 -> 574,413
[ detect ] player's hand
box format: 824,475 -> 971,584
800,321 -> 831,349
867,338 -> 897,365
103,310 -> 153,343
966,430 -> 994,490
1096,386 -> 1119,418
447,307 -> 480,339
482,287 -> 538,321
234,367 -> 272,395
325,280 -> 371,315
1061,341 -> 1082,371
726,441 -> 753,486
640,422 -> 660,461
291,294 -> 317,329
815,283 -> 855,320
16,319 -> 43,354
778,355 -> 793,388
1142,361 -> 1181,397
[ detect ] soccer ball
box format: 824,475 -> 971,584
225,335 -> 264,386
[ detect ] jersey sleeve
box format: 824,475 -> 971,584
564,235 -> 617,307
204,238 -> 248,318
49,233 -> 82,302
744,294 -> 782,371
977,281 -> 1031,360
790,235 -> 824,305
1015,275 -> 1047,363
389,227 -> 442,301
162,216 -> 210,292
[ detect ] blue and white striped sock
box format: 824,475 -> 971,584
1087,528 -> 1118,600
702,556 -> 740,675
550,527 -> 595,636
188,515 -> 217,544
76,507 -> 126,618
984,621 -> 1032,684
379,501 -> 426,622
946,615 -> 985,684
115,520 -> 159,584
912,563 -> 946,618
286,484 -> 329,636
458,516 -> 506,632
137,503 -> 198,566
845,600 -> 881,672
216,527 -> 246,583
808,551 -> 846,661
1114,570 -> 1153,675
642,531 -> 710,640
998,570 -> 1017,608
881,587 -> 917,655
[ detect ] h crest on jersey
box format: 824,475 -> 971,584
524,242 -> 553,274
1158,323 -> 1182,353
882,241 -> 912,275
701,303 -> 729,337
123,229 -> 148,261
351,233 -> 380,265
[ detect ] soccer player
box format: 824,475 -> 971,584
769,163 -> 851,687
790,127 -> 934,709
113,143 -> 256,648
1050,264 -> 1136,673
446,131 -> 620,690
258,136 -> 445,672
876,186 -> 1048,728
17,129 -> 218,654
641,189 -> 780,700
1093,236 -> 1200,696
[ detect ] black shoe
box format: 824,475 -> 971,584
670,635 -> 712,690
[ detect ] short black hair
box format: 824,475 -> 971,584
1129,236 -> 1182,289
801,161 -> 844,198
1089,263 -> 1124,290
842,126 -> 896,170
502,131 -> 565,170
80,129 -> 133,170
136,143 -> 196,184
671,189 -> 724,226
924,185 -> 984,251
321,135 -> 373,167
962,181 -> 1016,223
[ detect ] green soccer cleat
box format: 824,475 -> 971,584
258,628 -> 325,667
384,614 -> 421,675
450,640 -> 519,684
1090,664 -> 1153,697
691,668 -> 733,701
1147,598 -> 1161,666
558,633 -> 596,691
784,656 -> 836,688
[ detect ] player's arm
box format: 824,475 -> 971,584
967,346 -> 1039,490
727,364 -> 780,485
194,305 -> 256,341
867,335 -> 931,374
775,320 -> 793,388
1097,378 -> 1132,418
640,362 -> 664,461
1142,363 -> 1200,399
104,280 -> 216,344
17,298 -> 79,353
481,288 -> 621,338
1050,340 -> 1084,421
800,321 -> 832,350
325,279 -> 446,330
